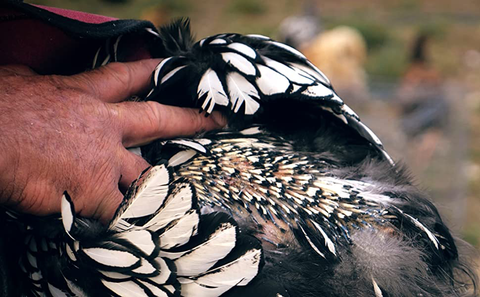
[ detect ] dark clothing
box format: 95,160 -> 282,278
0,0 -> 157,75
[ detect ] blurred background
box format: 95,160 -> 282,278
34,0 -> 480,248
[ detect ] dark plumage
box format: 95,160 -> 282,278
3,19 -> 477,297
142,20 -> 477,297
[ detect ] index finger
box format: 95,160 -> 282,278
112,101 -> 227,147
63,59 -> 161,103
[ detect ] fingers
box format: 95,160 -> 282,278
1,59 -> 227,225
63,59 -> 161,103
90,150 -> 150,223
119,149 -> 151,192
113,101 -> 227,147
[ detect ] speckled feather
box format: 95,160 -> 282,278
154,129 -> 450,261
143,128 -> 475,296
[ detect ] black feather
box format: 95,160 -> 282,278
157,18 -> 195,57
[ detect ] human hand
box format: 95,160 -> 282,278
0,60 -> 225,223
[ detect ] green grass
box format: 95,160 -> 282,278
366,41 -> 408,78
227,0 -> 267,15
159,0 -> 192,15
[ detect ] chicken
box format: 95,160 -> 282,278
4,19 -> 477,297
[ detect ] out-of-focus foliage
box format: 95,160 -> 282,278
366,41 -> 407,78
227,0 -> 266,15
327,19 -> 388,51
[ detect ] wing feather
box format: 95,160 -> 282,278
227,42 -> 257,59
180,248 -> 262,296
197,69 -> 229,114
262,57 -> 315,85
221,52 -> 256,76
119,165 -> 171,220
145,183 -> 195,232
226,72 -> 260,115
256,64 -> 290,95
114,230 -> 156,256
82,248 -> 140,268
159,210 -> 199,249
101,280 -> 148,297
171,222 -> 237,276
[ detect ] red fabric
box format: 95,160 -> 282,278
0,13 -> 99,74
33,4 -> 117,24
0,4 -> 151,75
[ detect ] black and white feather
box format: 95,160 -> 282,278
17,165 -> 262,297
145,20 -> 393,165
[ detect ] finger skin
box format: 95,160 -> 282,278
115,101 -> 227,147
61,59 -> 162,103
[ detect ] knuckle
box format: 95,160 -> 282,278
89,177 -> 122,221
79,161 -> 118,212
93,159 -> 118,187
119,101 -> 162,147
144,101 -> 162,130
103,63 -> 133,92
98,189 -> 123,221
45,74 -> 65,88
44,75 -> 75,98
57,73 -> 98,99
107,103 -> 121,120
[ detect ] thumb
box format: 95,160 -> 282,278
62,59 -> 161,103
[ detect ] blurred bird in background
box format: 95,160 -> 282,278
2,15 -> 478,297
396,32 -> 450,171
278,2 -> 369,111
277,0 -> 322,51
302,26 -> 370,108
397,32 -> 449,137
